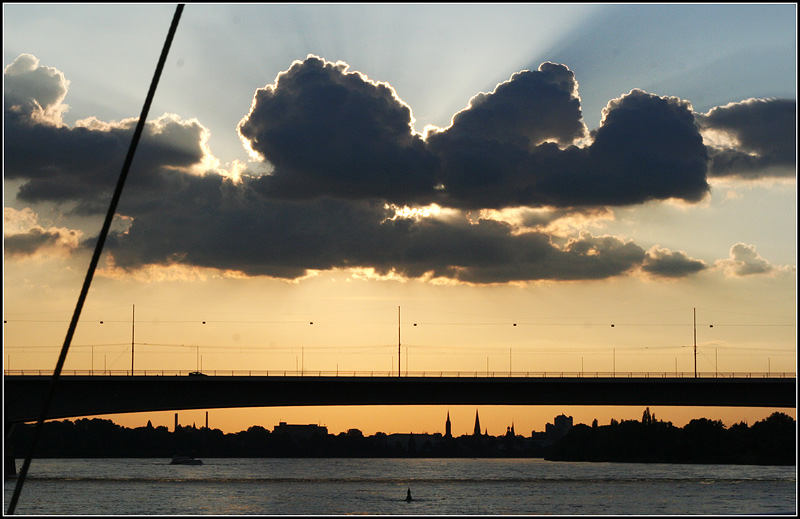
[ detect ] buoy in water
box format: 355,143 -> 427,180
406,488 -> 413,502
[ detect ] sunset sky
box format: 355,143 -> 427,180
3,3 -> 796,436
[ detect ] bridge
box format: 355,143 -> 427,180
4,370 -> 795,423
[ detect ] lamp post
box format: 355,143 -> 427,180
99,319 -> 104,374
397,306 -> 401,378
693,308 -> 697,378
131,304 -> 135,375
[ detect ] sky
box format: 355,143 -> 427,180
3,3 -> 797,436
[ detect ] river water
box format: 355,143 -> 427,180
4,458 -> 796,515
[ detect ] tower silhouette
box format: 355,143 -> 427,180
473,410 -> 481,436
445,411 -> 452,438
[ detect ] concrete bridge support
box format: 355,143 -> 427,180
5,422 -> 17,477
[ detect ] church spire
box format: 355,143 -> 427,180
473,410 -> 481,436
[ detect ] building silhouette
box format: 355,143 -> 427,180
386,432 -> 439,453
272,421 -> 328,439
545,414 -> 573,440
473,410 -> 481,437
445,411 -> 452,438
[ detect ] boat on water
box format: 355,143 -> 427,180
170,455 -> 203,465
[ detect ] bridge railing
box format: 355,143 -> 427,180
2,369 -> 795,379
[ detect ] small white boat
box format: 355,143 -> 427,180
170,455 -> 203,465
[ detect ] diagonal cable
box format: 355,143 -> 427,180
6,4 -> 184,514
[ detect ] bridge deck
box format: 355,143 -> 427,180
4,374 -> 796,423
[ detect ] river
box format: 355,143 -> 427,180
4,457 -> 796,515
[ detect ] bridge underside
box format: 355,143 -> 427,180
4,375 -> 796,423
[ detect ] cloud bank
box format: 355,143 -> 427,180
3,207 -> 82,258
696,98 -> 796,179
4,54 -> 794,284
238,57 -> 713,210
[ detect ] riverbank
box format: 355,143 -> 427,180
7,411 -> 795,466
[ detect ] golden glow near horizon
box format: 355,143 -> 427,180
92,405 -> 797,438
5,297 -> 795,376
4,270 -> 795,434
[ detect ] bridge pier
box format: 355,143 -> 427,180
5,454 -> 15,477
5,421 -> 17,477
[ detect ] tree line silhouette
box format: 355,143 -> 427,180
7,410 -> 795,465
545,409 -> 795,465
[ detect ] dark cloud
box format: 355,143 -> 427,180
449,231 -> 646,284
237,55 -> 438,203
431,62 -> 588,148
3,207 -> 81,257
428,88 -> 710,209
5,113 -> 211,214
3,228 -> 65,257
642,246 -> 708,278
4,54 -> 209,214
5,54 -> 787,284
240,59 -> 710,209
583,90 -> 710,204
91,177 -> 648,283
428,90 -> 709,208
696,98 -> 796,179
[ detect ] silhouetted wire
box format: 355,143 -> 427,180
6,4 -> 184,514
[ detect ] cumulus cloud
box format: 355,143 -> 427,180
714,243 -> 782,277
696,98 -> 796,179
5,109 -> 214,214
3,54 -> 787,284
642,245 -> 708,278
429,62 -> 588,148
4,54 -> 214,214
237,55 -> 437,203
239,58 -> 710,209
433,87 -> 711,209
3,53 -> 70,125
3,207 -> 83,258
